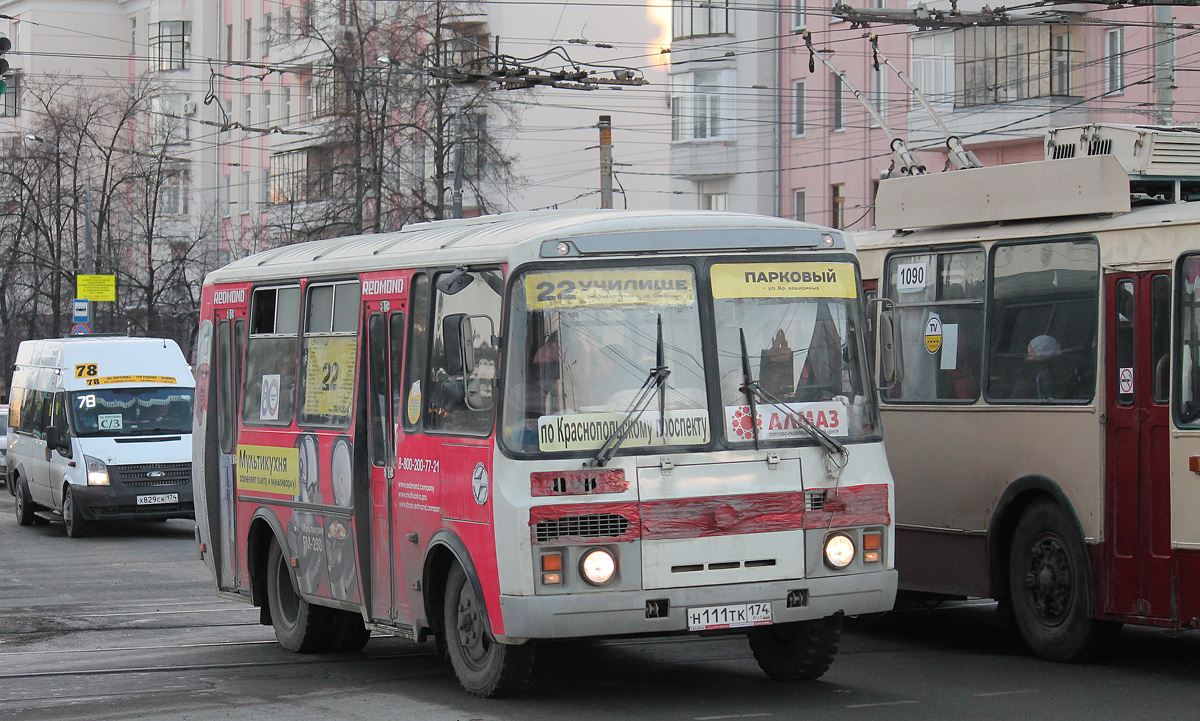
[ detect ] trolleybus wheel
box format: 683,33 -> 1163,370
443,563 -> 535,697
1008,499 -> 1118,662
328,610 -> 371,653
14,476 -> 34,526
748,613 -> 842,681
266,539 -> 335,653
63,486 -> 87,538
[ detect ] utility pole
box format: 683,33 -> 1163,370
84,177 -> 94,274
1155,5 -> 1176,123
598,115 -> 613,209
452,109 -> 465,219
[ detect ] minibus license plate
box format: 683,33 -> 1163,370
136,493 -> 178,506
687,602 -> 772,631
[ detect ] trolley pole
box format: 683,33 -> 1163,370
599,115 -> 613,209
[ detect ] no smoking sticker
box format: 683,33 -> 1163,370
1119,367 -> 1133,395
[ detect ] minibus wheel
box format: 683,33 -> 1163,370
748,613 -> 842,681
63,486 -> 87,538
266,539 -> 335,652
328,610 -> 371,653
1008,499 -> 1118,662
443,564 -> 535,697
14,477 -> 34,526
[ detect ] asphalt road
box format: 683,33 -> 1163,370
3,505 -> 1200,720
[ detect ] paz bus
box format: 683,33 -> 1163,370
856,123 -> 1200,662
192,209 -> 897,696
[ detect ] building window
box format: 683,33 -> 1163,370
792,0 -> 806,29
153,20 -> 190,71
130,18 -> 137,54
832,73 -> 843,130
911,31 -> 954,106
1106,28 -> 1123,94
240,170 -> 250,213
957,26 -> 1079,107
151,95 -> 190,145
831,184 -> 845,229
270,150 -> 307,204
672,0 -> 731,39
0,71 -> 21,117
220,174 -> 231,217
869,65 -> 885,127
244,18 -> 252,60
794,190 -> 805,221
793,80 -> 805,136
244,94 -> 252,126
670,69 -> 730,141
701,193 -> 727,211
264,90 -> 271,125
302,78 -> 313,121
225,23 -> 233,64
262,14 -> 272,56
157,168 -> 190,216
284,87 -> 292,121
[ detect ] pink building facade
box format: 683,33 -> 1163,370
779,3 -> 1200,231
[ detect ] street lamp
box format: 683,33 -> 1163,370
25,133 -> 94,275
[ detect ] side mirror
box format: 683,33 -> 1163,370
443,313 -> 468,376
873,298 -> 903,390
46,426 -> 71,456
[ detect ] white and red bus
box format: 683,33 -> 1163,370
193,209 -> 897,696
857,123 -> 1200,662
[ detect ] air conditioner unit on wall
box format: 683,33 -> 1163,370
182,100 -> 197,115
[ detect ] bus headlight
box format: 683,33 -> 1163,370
85,455 -> 109,486
580,548 -> 616,586
823,533 -> 855,570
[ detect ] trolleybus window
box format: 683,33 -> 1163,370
883,249 -> 984,402
299,281 -> 360,427
1177,255 -> 1200,423
242,285 -> 300,426
427,269 -> 502,435
503,264 -> 708,454
986,238 -> 1099,402
1151,274 -> 1170,403
1115,279 -> 1135,406
712,260 -> 879,442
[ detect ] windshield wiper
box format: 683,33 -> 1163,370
588,316 -> 670,468
738,327 -> 847,460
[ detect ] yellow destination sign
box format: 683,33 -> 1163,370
77,274 -> 116,302
303,337 -> 357,417
236,444 -> 300,496
711,262 -> 858,299
525,269 -> 695,310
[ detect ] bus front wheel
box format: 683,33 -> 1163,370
748,613 -> 842,681
266,539 -> 335,653
1008,499 -> 1118,662
14,477 -> 34,526
443,564 -> 534,697
63,486 -> 87,538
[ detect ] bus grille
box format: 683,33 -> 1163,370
111,462 -> 191,488
534,513 -> 630,543
804,490 -> 825,511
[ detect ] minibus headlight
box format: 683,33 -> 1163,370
85,455 -> 109,486
580,548 -> 616,586
823,533 -> 855,570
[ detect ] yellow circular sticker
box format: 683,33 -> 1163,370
925,314 -> 943,354
407,381 -> 422,425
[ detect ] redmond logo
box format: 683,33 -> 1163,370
362,277 -> 405,296
213,289 -> 246,305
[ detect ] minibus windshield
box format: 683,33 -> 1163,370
711,261 -> 879,444
502,265 -> 709,454
70,387 -> 195,437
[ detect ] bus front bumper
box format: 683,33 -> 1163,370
71,483 -> 196,521
498,569 -> 897,641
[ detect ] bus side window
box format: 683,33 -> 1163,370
242,285 -> 300,427
1177,255 -> 1200,423
403,274 -> 431,432
427,269 -> 502,435
389,311 -> 406,438
367,312 -> 390,467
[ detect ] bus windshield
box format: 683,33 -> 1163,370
70,387 -> 195,437
503,265 -> 709,454
711,261 -> 879,444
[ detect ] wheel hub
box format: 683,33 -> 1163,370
1023,533 -> 1072,626
456,590 -> 489,665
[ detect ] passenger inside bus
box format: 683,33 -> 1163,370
1013,334 -> 1070,399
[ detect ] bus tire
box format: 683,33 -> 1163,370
748,613 -> 842,681
63,486 -> 87,538
1008,499 -> 1117,662
266,539 -> 335,653
14,476 -> 34,526
328,610 -> 371,653
443,564 -> 535,697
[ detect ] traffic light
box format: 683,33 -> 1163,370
0,35 -> 11,95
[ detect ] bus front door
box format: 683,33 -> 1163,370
1104,272 -> 1172,620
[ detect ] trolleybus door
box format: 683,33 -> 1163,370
1105,272 -> 1172,620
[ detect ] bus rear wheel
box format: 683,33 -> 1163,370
266,539 -> 335,653
1008,499 -> 1119,662
443,564 -> 534,697
748,613 -> 842,681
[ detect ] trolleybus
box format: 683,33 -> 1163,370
857,123 -> 1200,662
193,209 -> 897,696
